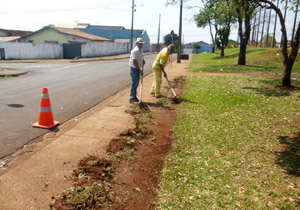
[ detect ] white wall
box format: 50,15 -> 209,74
183,48 -> 193,54
0,41 -> 130,60
0,42 -> 63,59
82,41 -> 129,57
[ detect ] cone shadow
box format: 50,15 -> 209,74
7,104 -> 24,108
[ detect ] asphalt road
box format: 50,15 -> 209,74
0,54 -> 157,159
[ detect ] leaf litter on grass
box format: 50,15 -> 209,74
157,75 -> 300,209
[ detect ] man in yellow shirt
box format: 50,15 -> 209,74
151,44 -> 175,98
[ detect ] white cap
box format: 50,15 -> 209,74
136,38 -> 145,44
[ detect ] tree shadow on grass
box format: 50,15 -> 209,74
276,134 -> 300,176
243,78 -> 300,97
213,48 -> 266,60
192,64 -> 279,73
243,87 -> 291,97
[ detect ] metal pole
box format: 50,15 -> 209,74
130,0 -> 135,51
272,0 -> 279,48
157,14 -> 161,52
177,0 -> 183,63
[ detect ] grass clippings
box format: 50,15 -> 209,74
51,156 -> 114,210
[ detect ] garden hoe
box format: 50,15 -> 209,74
138,65 -> 148,109
165,76 -> 180,104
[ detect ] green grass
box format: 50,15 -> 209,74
190,47 -> 300,73
157,75 -> 300,209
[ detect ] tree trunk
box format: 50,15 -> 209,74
237,8 -> 245,65
283,22 -> 300,87
237,6 -> 251,65
282,62 -> 292,87
259,0 -> 300,87
221,45 -> 225,56
238,43 -> 247,65
208,21 -> 215,53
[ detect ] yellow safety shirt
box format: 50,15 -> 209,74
152,47 -> 169,70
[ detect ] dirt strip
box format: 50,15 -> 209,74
0,57 -> 190,210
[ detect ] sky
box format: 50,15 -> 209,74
0,0 -> 297,45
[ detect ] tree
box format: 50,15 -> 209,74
193,43 -> 201,53
233,0 -> 257,65
250,0 -> 300,87
195,0 -> 237,57
163,31 -> 179,46
194,1 -> 217,53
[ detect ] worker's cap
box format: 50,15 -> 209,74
136,38 -> 145,44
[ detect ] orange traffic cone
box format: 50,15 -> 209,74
32,88 -> 59,129
168,55 -> 172,67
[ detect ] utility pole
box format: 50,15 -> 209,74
130,0 -> 135,51
272,0 -> 279,48
266,7 -> 272,47
157,14 -> 161,52
170,30 -> 174,67
260,7 -> 266,47
292,0 -> 299,44
177,0 -> 183,63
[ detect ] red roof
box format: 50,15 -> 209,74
54,27 -> 112,42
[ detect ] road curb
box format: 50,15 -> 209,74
0,69 -> 28,77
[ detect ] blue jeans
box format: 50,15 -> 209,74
130,67 -> 140,101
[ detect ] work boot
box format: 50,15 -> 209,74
129,98 -> 139,103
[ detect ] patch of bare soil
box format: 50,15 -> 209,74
50,77 -> 186,210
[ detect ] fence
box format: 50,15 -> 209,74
0,41 -> 129,60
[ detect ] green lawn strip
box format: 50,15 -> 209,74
0,68 -> 4,71
157,75 -> 300,209
190,47 -> 300,74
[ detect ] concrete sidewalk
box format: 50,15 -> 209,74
0,56 -> 191,210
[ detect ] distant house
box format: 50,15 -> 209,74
20,26 -> 111,44
150,43 -> 165,52
56,23 -> 125,30
0,28 -> 31,42
53,23 -> 150,52
12,26 -> 129,59
0,28 -> 31,37
184,41 -> 213,53
84,25 -> 125,30
0,36 -> 21,42
78,28 -> 150,52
